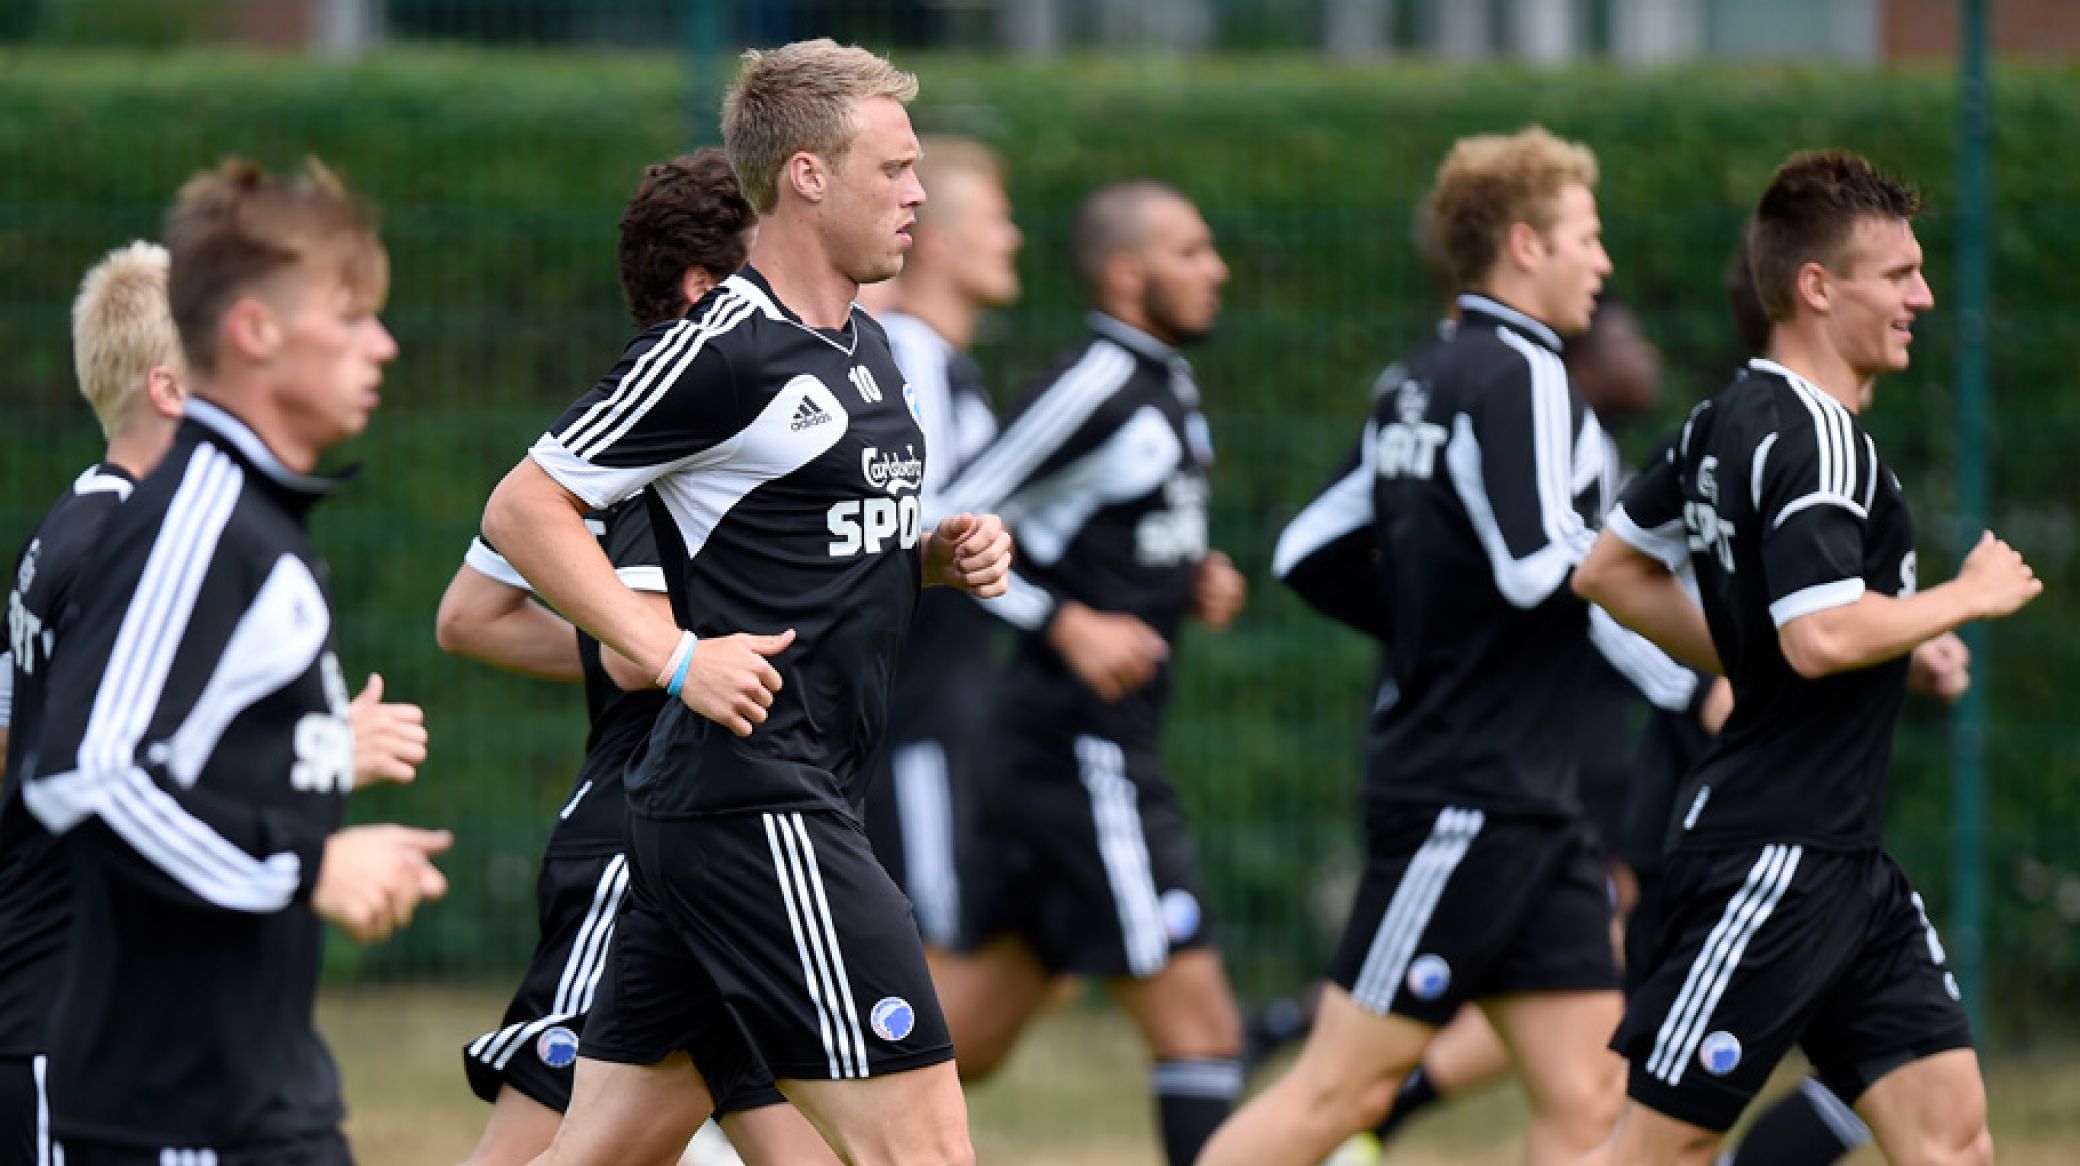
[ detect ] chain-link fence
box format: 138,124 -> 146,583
5,0 -> 2079,1158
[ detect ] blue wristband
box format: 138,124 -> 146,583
665,632 -> 698,698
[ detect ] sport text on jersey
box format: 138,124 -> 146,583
1137,472 -> 1209,566
829,442 -> 926,558
1375,378 -> 1448,481
290,652 -> 354,794
1686,455 -> 1738,572
8,539 -> 44,673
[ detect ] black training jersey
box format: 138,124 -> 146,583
1610,359 -> 1916,853
0,463 -> 135,1056
1274,294 -> 1695,817
528,267 -> 926,819
22,401 -> 350,1148
467,498 -> 666,858
937,313 -> 1214,760
878,311 -> 1000,748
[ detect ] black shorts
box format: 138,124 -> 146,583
1327,804 -> 1622,1026
961,734 -> 1213,978
55,1127 -> 351,1165
461,853 -> 787,1116
1614,845 -> 1972,1133
862,733 -> 972,950
583,810 -> 953,1086
0,1053 -> 45,1166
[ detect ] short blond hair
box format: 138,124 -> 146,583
166,157 -> 388,375
72,241 -> 181,440
1428,126 -> 1599,290
914,136 -> 1005,229
722,39 -> 919,214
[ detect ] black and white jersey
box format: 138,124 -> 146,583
878,311 -> 1001,728
528,266 -> 926,819
937,313 -> 1214,758
1609,359 -> 1916,852
0,463 -> 135,1058
22,400 -> 351,1148
1273,294 -> 1694,817
468,498 -> 666,858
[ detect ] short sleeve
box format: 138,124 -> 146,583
1608,437 -> 1689,570
1756,406 -> 1872,627
529,312 -> 749,509
603,497 -> 667,594
463,535 -> 530,592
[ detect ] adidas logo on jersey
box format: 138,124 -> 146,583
791,397 -> 832,432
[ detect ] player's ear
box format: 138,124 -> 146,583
1795,260 -> 1831,316
1503,220 -> 1545,273
144,364 -> 187,417
220,296 -> 281,363
786,151 -> 826,204
680,266 -> 717,309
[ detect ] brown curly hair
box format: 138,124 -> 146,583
1426,126 -> 1599,292
617,148 -> 757,328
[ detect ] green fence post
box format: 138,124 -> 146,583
1950,0 -> 1991,1032
682,0 -> 724,145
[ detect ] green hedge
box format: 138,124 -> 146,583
4,49 -> 2078,1036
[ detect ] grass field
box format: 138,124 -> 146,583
325,984 -> 2080,1165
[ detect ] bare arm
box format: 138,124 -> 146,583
597,590 -> 675,692
1777,531 -> 2040,679
1574,528 -> 1722,675
433,560 -> 583,683
483,458 -> 682,680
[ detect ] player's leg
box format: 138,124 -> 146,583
1196,984 -> 1432,1166
1481,991 -> 1626,1164
1110,947 -> 1246,1166
1803,855 -> 1983,1166
1372,1002 -> 1512,1140
712,1085 -> 842,1165
929,932 -> 1056,1081
780,1062 -> 972,1166
462,1087 -> 565,1166
1577,1100 -> 1723,1166
1851,1050 -> 1989,1166
526,1054 -> 714,1166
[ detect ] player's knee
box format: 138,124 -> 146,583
1533,1062 -> 1624,1135
1900,1116 -> 1992,1166
1289,1056 -> 1401,1129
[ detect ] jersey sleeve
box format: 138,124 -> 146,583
0,650 -> 11,730
1608,436 -> 1691,570
528,313 -> 748,509
1444,337 -> 1599,608
463,534 -> 531,592
1273,426 -> 1391,638
602,498 -> 667,594
1755,406 -> 1873,627
25,494 -> 331,916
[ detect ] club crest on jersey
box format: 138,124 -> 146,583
870,996 -> 916,1042
862,445 -> 924,494
15,538 -> 38,593
1698,1031 -> 1742,1076
537,1025 -> 581,1068
1406,954 -> 1452,1001
1374,379 -> 1447,481
902,379 -> 921,424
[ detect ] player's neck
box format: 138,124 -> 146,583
102,423 -> 175,481
747,223 -> 858,331
891,277 -> 978,350
1763,325 -> 1866,415
193,383 -> 322,473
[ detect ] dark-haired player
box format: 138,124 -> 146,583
1576,149 -> 2037,1165
440,149 -> 837,1166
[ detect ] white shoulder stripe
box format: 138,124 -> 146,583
938,341 -> 1136,517
1750,432 -> 1779,510
556,315 -> 704,455
567,293 -> 762,462
1272,429 -> 1375,580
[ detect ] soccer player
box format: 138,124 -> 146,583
859,135 -> 1019,961
480,41 -> 1009,1166
439,150 -> 835,1166
1204,127 -> 1699,1166
1574,149 -> 2025,1166
929,179 -> 1248,1166
18,160 -> 450,1164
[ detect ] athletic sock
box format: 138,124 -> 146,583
1373,1062 -> 1442,1141
1152,1057 -> 1243,1166
1726,1079 -> 1872,1166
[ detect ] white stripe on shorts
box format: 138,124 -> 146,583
467,854 -> 628,1069
33,1053 -> 49,1166
1647,844 -> 1802,1084
765,812 -> 871,1079
1076,735 -> 1168,978
1350,806 -> 1483,1014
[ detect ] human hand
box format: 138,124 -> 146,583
680,629 -> 795,737
1192,550 -> 1247,632
1047,601 -> 1169,702
1908,632 -> 1971,704
1956,530 -> 2042,620
924,512 -> 1014,597
347,673 -> 427,789
314,825 -> 452,943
